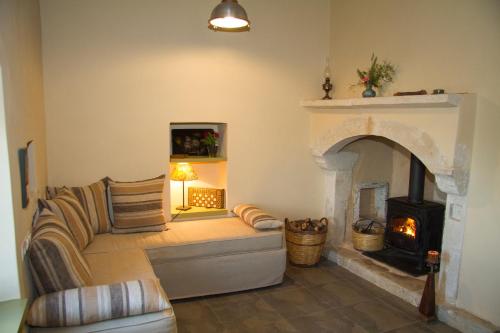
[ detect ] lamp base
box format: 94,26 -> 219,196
176,205 -> 192,211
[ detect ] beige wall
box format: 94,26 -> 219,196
390,144 -> 445,203
344,137 -> 393,189
0,0 -> 47,300
330,0 -> 500,325
40,0 -> 329,219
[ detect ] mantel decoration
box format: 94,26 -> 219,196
208,0 -> 250,32
322,57 -> 333,100
354,54 -> 396,98
201,131 -> 220,157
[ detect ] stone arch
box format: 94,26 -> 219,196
312,116 -> 453,176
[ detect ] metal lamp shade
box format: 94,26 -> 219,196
208,0 -> 250,32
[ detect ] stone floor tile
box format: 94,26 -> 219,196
287,308 -> 371,333
307,278 -> 376,308
222,318 -> 299,333
286,263 -> 346,288
336,299 -> 419,333
257,274 -> 299,294
172,300 -> 224,333
319,261 -> 370,282
205,291 -> 283,327
203,289 -> 258,308
385,321 -> 461,333
375,292 -> 421,320
259,286 -> 327,319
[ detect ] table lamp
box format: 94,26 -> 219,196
170,163 -> 198,211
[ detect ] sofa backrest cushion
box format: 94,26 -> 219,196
46,178 -> 112,234
109,175 -> 166,233
233,204 -> 283,229
27,278 -> 171,327
29,209 -> 93,295
39,189 -> 94,250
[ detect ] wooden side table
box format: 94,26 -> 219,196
0,299 -> 28,333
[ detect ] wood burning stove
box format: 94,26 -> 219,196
364,155 -> 445,276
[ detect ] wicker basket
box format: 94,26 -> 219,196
188,187 -> 225,209
285,218 -> 328,267
352,220 -> 385,252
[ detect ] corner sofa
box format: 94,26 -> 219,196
27,177 -> 286,332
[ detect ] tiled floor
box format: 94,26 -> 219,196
171,259 -> 459,333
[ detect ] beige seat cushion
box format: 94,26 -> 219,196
83,217 -> 283,264
85,249 -> 157,285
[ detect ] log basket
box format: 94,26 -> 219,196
352,219 -> 385,252
285,218 -> 328,267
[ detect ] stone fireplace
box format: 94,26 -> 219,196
303,94 -> 476,315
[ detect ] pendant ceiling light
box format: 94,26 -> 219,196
208,0 -> 250,32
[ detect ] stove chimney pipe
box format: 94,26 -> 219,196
408,154 -> 425,204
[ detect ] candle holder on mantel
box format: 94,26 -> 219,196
418,250 -> 440,321
322,57 -> 333,100
322,77 -> 333,100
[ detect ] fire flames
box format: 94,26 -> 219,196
393,217 -> 417,238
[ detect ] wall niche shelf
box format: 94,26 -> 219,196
169,122 -> 228,221
170,207 -> 229,221
170,157 -> 226,164
169,122 -> 227,162
301,94 -> 462,111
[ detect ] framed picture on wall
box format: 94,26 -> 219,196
171,128 -> 214,156
18,140 -> 37,208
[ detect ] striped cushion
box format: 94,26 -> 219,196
233,204 -> 283,229
46,178 -> 112,234
109,175 -> 166,233
39,189 -> 94,250
29,209 -> 93,295
32,208 -> 71,234
27,279 -> 171,327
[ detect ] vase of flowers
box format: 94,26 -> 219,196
355,54 -> 396,98
201,132 -> 219,157
362,83 -> 376,98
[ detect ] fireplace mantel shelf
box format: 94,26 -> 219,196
301,94 -> 462,110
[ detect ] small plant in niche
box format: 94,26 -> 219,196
353,53 -> 396,97
201,132 -> 219,157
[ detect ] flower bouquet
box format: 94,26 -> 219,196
355,54 -> 396,97
201,132 -> 219,157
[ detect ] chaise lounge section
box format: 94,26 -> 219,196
84,217 -> 286,300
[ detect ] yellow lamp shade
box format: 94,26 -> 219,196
170,163 -> 198,182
